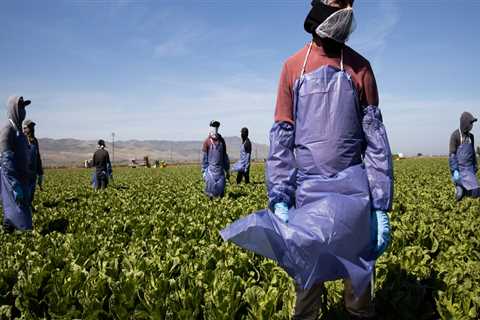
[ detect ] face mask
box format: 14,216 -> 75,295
304,1 -> 341,34
315,6 -> 356,43
209,127 -> 218,139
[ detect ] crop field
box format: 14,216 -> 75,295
0,158 -> 479,319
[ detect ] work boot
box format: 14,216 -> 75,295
455,186 -> 464,201
3,221 -> 15,233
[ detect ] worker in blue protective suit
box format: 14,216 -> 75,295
22,119 -> 44,211
232,127 -> 252,184
0,96 -> 33,232
221,1 -> 393,319
202,120 -> 230,198
449,112 -> 478,200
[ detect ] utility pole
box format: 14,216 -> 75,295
111,132 -> 115,165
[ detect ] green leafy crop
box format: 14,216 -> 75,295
0,159 -> 478,319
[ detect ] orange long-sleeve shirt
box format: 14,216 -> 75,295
274,41 -> 379,124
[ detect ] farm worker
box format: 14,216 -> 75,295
221,0 -> 393,318
0,96 -> 33,232
92,139 -> 112,190
449,112 -> 478,200
232,127 -> 252,184
22,119 -> 44,210
202,120 -> 230,198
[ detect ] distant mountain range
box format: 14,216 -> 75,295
38,137 -> 269,167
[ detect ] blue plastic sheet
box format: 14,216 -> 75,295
456,142 -> 479,191
0,97 -> 32,230
221,164 -> 375,296
202,138 -> 229,197
232,142 -> 250,173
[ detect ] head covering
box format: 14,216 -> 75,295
241,127 -> 249,140
6,96 -> 30,131
315,6 -> 355,43
460,112 -> 477,133
209,120 -> 221,139
22,119 -> 36,129
304,0 -> 341,34
98,139 -> 106,147
305,0 -> 356,43
209,120 -> 221,128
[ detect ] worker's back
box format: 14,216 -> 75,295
93,149 -> 110,174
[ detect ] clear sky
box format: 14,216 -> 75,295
0,0 -> 479,155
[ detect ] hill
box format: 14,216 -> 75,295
38,137 -> 269,167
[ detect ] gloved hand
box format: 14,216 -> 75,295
274,202 -> 289,223
370,210 -> 391,258
452,170 -> 461,183
37,175 -> 44,190
202,171 -> 207,179
13,185 -> 24,203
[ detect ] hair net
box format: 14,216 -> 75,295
315,6 -> 356,43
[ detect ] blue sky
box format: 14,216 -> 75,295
0,0 -> 479,155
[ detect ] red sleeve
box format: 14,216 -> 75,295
274,63 -> 294,124
360,63 -> 379,108
202,138 -> 210,153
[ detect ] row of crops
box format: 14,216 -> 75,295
0,158 -> 479,319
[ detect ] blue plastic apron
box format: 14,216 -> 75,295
204,138 -> 226,197
232,141 -> 250,173
1,131 -> 32,230
221,43 -> 375,296
456,131 -> 479,191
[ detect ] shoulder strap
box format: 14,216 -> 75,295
300,41 -> 313,78
340,48 -> 344,71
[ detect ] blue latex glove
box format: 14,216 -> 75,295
13,185 -> 24,203
452,170 -> 461,183
370,210 -> 391,258
274,202 -> 289,223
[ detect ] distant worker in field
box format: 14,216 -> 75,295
232,127 -> 252,184
449,112 -> 478,200
22,119 -> 44,210
202,120 -> 230,198
221,0 -> 394,319
92,139 -> 112,190
0,96 -> 33,232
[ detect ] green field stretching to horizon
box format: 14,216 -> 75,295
1,159 -> 479,319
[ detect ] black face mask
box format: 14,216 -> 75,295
304,1 -> 341,34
